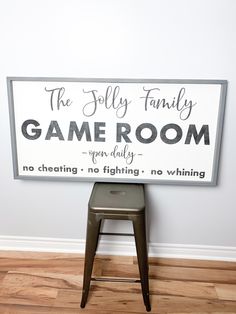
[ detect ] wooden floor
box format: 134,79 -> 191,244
0,251 -> 236,313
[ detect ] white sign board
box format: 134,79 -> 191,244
7,78 -> 227,185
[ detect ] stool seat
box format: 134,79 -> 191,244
89,183 -> 145,213
81,182 -> 151,312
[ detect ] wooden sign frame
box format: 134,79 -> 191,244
7,77 -> 227,185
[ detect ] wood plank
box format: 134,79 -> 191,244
101,262 -> 139,278
0,304 -> 10,314
215,283 -> 236,301
0,258 -> 99,278
2,271 -> 83,290
8,304 -> 80,313
0,272 -> 7,281
57,290 -> 236,313
54,289 -> 80,308
150,279 -> 218,299
89,279 -> 218,300
146,257 -> 236,270
96,254 -> 134,265
0,286 -> 57,307
154,295 -> 236,313
7,304 -> 127,314
0,257 -> 83,274
101,263 -> 236,284
167,312 -> 236,314
0,251 -> 83,259
151,265 -> 236,284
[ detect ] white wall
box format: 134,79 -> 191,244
0,0 -> 235,252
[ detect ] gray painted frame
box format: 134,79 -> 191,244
7,77 -> 227,186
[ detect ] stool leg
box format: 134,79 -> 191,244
81,211 -> 101,308
133,213 -> 151,312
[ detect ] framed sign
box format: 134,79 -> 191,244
7,77 -> 227,185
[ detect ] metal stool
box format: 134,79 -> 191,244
80,182 -> 151,312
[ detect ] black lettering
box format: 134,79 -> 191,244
45,121 -> 64,140
185,124 -> 210,145
21,119 -> 42,140
136,123 -> 157,144
68,121 -> 91,141
160,123 -> 183,144
94,122 -> 106,142
116,123 -> 132,143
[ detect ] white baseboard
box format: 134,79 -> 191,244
0,235 -> 236,261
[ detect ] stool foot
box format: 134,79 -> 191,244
146,304 -> 151,312
144,292 -> 151,312
80,289 -> 88,308
80,302 -> 85,309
